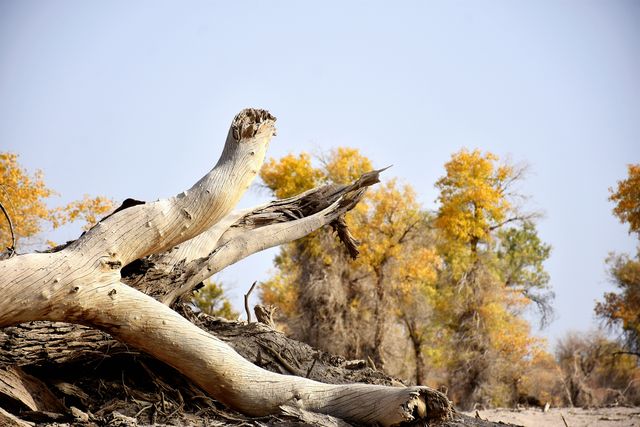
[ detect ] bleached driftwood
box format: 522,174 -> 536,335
0,109 -> 451,426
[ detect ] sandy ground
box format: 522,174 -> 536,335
466,407 -> 640,427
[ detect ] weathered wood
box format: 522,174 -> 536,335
0,322 -> 117,367
122,169 -> 383,306
0,108 -> 276,326
1,310 -> 454,426
0,366 -> 65,413
0,407 -> 32,427
1,312 -> 403,386
0,110 -> 456,426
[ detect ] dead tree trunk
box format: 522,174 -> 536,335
0,109 -> 453,426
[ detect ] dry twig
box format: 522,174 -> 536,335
0,200 -> 15,257
244,281 -> 258,323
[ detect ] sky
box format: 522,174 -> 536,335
1,1 -> 638,348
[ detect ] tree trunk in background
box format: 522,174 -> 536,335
405,318 -> 426,386
371,267 -> 388,370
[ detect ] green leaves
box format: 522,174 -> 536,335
192,280 -> 239,320
595,163 -> 640,357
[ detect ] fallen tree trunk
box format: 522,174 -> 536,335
0,109 -> 461,426
0,310 -> 506,426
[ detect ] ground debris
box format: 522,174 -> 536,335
1,307 -> 518,426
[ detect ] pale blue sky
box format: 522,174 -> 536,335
1,1 -> 638,347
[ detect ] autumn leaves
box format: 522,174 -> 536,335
259,147 -> 552,408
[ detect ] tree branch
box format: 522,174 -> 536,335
0,200 -> 16,258
488,213 -> 538,231
0,110 -> 453,425
159,169 -> 384,305
244,281 -> 258,323
612,351 -> 640,359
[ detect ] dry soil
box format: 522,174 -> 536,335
467,407 -> 640,427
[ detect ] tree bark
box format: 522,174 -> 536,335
0,109 -> 453,426
372,264 -> 388,370
405,318 -> 426,386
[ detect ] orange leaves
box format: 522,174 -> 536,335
609,163 -> 640,236
484,295 -> 538,358
350,179 -> 440,299
1,152 -> 56,248
260,271 -> 299,319
57,195 -> 114,231
0,152 -> 114,250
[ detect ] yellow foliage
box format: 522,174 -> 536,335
259,147 -> 441,367
261,153 -> 323,199
261,145 -> 548,402
0,152 -> 55,248
435,149 -> 513,249
57,195 -> 114,231
610,163 -> 640,236
323,147 -> 373,184
486,301 -> 539,361
0,152 -> 114,250
432,148 -> 553,407
261,273 -> 299,318
260,148 -> 440,305
349,180 -> 442,305
260,244 -> 301,318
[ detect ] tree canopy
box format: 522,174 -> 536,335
261,148 -> 439,371
596,164 -> 640,357
259,146 -> 553,408
609,164 -> 640,237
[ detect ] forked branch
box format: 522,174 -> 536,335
0,110 -> 452,426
